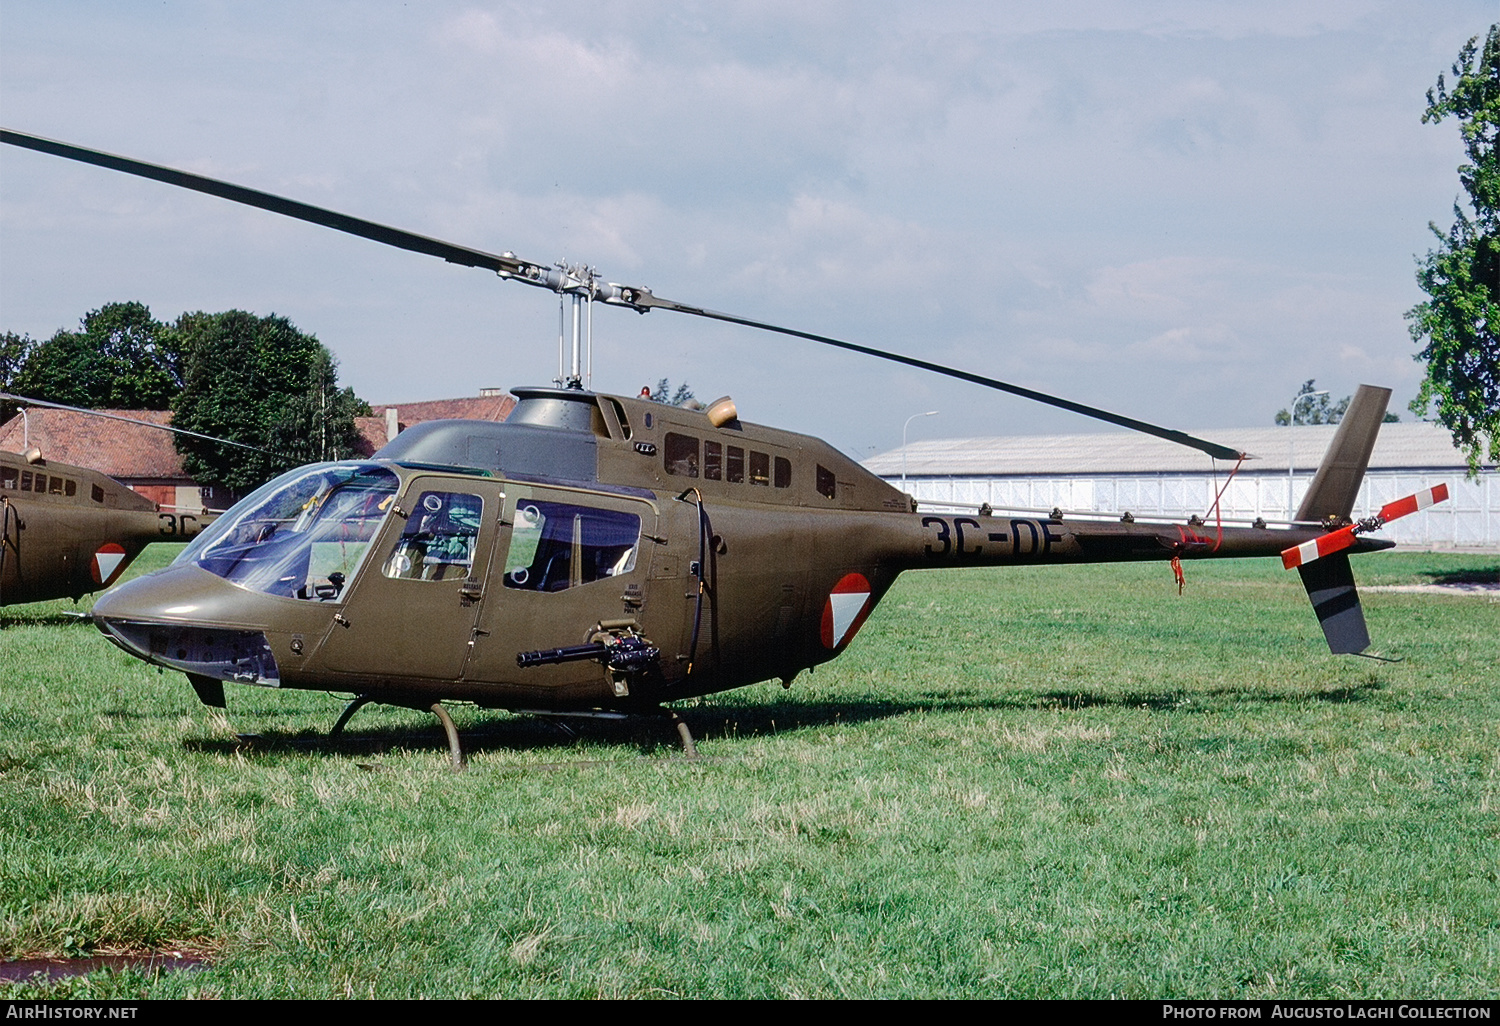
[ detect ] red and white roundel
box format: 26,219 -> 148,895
90,543 -> 128,586
820,572 -> 874,650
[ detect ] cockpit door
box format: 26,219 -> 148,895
313,476 -> 504,682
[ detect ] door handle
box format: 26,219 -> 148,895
459,580 -> 483,604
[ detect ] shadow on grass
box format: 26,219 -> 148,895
1420,565 -> 1499,586
1038,676 -> 1383,710
1311,677 -> 1384,703
0,610 -> 95,630
180,677 -> 1391,763
183,701 -> 920,761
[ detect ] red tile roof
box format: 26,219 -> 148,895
368,394 -> 516,429
0,394 -> 517,479
0,408 -> 189,480
354,417 -> 388,456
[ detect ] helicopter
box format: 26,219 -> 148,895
0,399 -> 220,606
0,129 -> 1451,766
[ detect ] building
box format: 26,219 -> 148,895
864,422 -> 1497,549
0,407 -> 214,511
363,389 -> 517,450
0,390 -> 517,511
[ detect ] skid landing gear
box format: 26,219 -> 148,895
329,696 -> 693,768
329,694 -> 465,771
664,708 -> 699,759
522,706 -> 700,758
429,702 -> 465,771
329,694 -> 373,738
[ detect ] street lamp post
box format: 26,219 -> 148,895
901,410 -> 939,491
1287,390 -> 1328,518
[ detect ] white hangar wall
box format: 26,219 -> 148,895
882,471 -> 1496,548
865,423 -> 1497,550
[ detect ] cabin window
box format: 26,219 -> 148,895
749,451 -> 770,486
817,465 -> 837,499
65,479 -> 77,497
1,467 -> 15,490
726,446 -> 745,484
504,500 -> 641,593
703,441 -> 723,481
664,433 -> 699,477
774,457 -> 792,488
91,483 -> 105,503
383,491 -> 482,582
20,471 -> 32,492
49,477 -> 65,496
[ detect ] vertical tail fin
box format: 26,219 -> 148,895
1289,384 -> 1392,654
1295,384 -> 1390,523
1298,552 -> 1371,654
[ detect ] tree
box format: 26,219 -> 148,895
1407,25 -> 1500,474
10,302 -> 182,410
1275,380 -> 1351,425
1275,379 -> 1400,426
0,331 -> 35,423
648,378 -> 696,405
170,311 -> 368,495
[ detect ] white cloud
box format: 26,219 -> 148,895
0,0 -> 1484,450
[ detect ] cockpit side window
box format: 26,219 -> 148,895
180,463 -> 398,600
383,491 -> 482,581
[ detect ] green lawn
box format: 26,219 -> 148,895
2,547 -> 1496,998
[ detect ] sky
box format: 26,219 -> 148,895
0,2 -> 1491,461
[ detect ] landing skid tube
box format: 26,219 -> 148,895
330,696 -> 698,765
429,702 -> 465,772
329,694 -> 374,738
519,706 -> 700,759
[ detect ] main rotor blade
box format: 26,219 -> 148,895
0,129 -> 532,277
3,128 -> 1246,461
631,294 -> 1247,461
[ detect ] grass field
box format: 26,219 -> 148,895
2,546 -> 1496,998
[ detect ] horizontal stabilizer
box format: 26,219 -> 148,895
1282,483 -> 1449,569
1297,553 -> 1370,655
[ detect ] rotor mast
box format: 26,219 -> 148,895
531,259 -> 601,390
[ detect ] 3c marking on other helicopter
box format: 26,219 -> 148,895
157,513 -> 200,536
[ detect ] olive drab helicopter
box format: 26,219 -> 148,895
0,129 -> 1451,767
0,398 -> 228,606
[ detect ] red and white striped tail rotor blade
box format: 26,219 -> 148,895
1281,483 -> 1450,570
1282,525 -> 1357,569
1378,483 -> 1449,522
